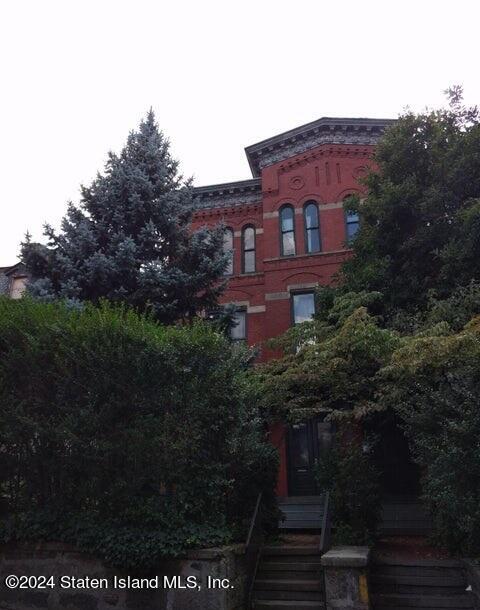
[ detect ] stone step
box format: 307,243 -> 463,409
262,546 -> 320,556
262,555 -> 323,565
260,561 -> 323,572
379,500 -> 433,536
253,589 -> 323,601
253,601 -> 325,609
254,579 -> 322,592
278,496 -> 325,505
278,496 -> 326,530
258,570 -> 321,580
279,520 -> 323,529
370,554 -> 472,608
373,566 -> 463,580
372,565 -> 461,578
371,593 -> 474,608
371,573 -> 466,590
372,558 -> 464,568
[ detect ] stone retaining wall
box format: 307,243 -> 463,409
0,543 -> 247,610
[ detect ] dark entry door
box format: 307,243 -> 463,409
287,419 -> 332,496
373,413 -> 420,497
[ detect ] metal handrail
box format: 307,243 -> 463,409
245,491 -> 263,609
319,491 -> 331,553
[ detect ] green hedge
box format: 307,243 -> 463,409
0,298 -> 278,567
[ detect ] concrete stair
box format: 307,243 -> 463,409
252,545 -> 325,609
371,557 -> 474,610
379,499 -> 433,536
278,496 -> 326,530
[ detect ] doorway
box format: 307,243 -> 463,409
371,413 -> 420,497
287,418 -> 333,496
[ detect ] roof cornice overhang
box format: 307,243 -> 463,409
193,178 -> 262,211
245,117 -> 396,177
0,262 -> 25,276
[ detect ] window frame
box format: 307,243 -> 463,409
290,290 -> 316,325
303,200 -> 321,254
279,204 -> 296,257
230,307 -> 247,342
223,227 -> 234,276
344,207 -> 360,245
241,225 -> 256,274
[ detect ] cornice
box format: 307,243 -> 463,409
245,117 -> 396,177
193,202 -> 262,221
193,178 -> 262,210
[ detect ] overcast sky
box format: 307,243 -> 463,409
1,0 -> 479,264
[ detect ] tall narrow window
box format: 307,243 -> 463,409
230,309 -> 246,341
223,228 -> 234,275
304,201 -> 321,253
345,210 -> 360,243
242,225 -> 255,273
280,205 -> 296,256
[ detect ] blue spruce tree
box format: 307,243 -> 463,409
22,111 -> 229,323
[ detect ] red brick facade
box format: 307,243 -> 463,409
192,117 -> 393,496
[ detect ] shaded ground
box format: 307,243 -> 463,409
267,532 -> 452,562
373,536 -> 451,560
268,533 -> 321,546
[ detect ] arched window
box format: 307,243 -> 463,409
242,225 -> 256,273
280,205 -> 296,256
223,228 -> 234,275
303,201 -> 321,253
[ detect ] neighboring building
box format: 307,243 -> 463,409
192,116 -> 395,497
0,262 -> 28,299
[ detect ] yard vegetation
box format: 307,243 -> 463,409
0,299 -> 278,567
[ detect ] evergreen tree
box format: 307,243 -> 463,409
22,111 -> 228,323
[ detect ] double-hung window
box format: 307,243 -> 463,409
345,210 -> 360,243
304,201 -> 321,253
242,226 -> 256,273
230,309 -> 247,341
280,205 -> 296,256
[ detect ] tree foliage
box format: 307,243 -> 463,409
0,298 -> 278,567
378,318 -> 480,554
259,293 -> 480,553
22,111 -> 228,324
341,87 -> 480,316
257,305 -> 400,422
316,431 -> 381,545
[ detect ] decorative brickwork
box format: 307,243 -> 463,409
192,116 -> 393,497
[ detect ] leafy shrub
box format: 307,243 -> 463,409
257,307 -> 399,422
0,298 -> 278,567
316,430 -> 380,545
380,321 -> 480,554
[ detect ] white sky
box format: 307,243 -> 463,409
1,0 -> 479,264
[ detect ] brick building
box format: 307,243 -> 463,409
192,116 -> 394,497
